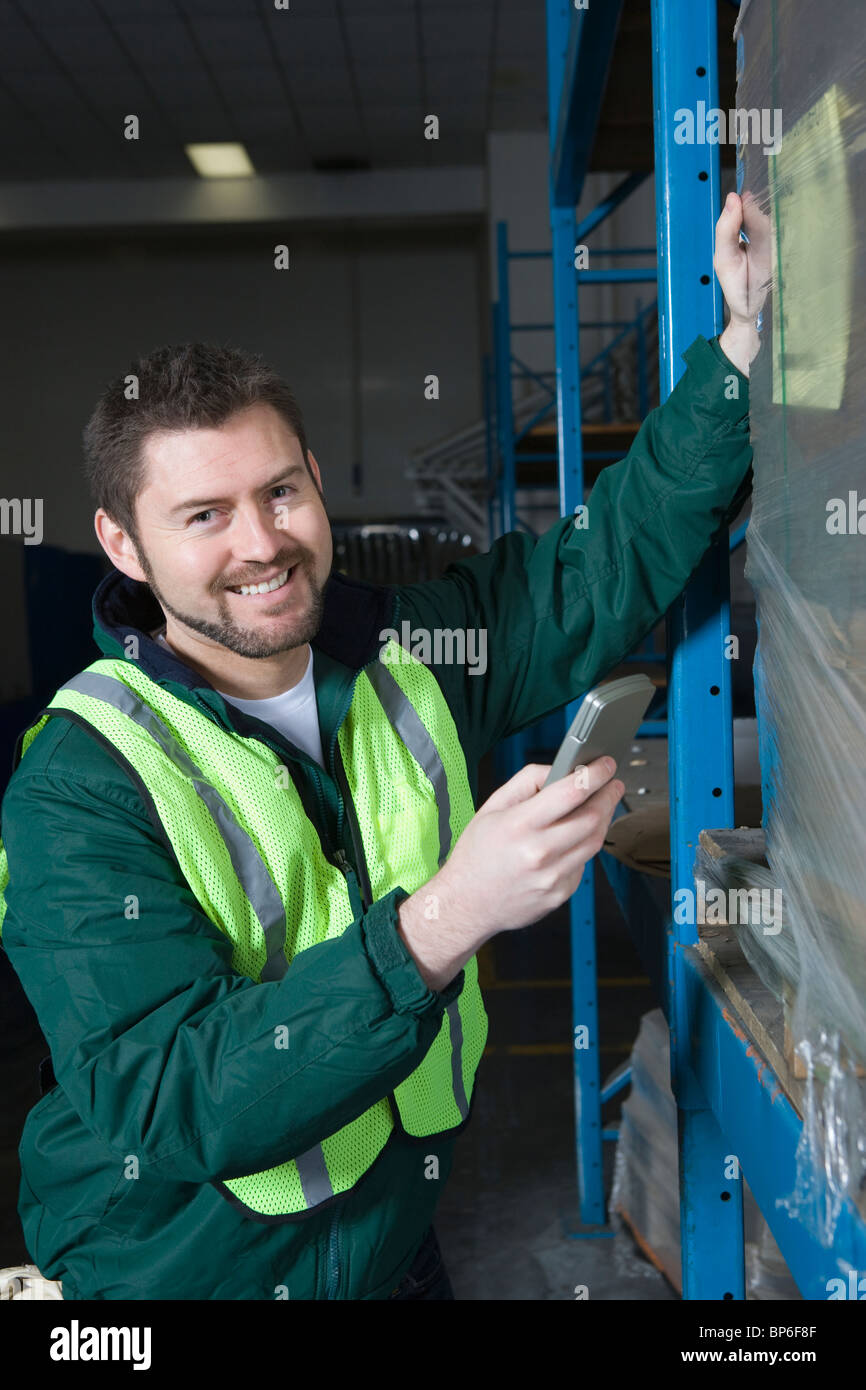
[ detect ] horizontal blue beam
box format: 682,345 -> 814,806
577,270 -> 657,283
507,246 -> 655,260
584,247 -> 656,257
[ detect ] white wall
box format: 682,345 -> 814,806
0,224 -> 483,553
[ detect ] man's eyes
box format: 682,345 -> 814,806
188,486 -> 295,525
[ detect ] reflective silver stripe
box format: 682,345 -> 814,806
55,671 -> 289,983
366,658 -> 470,1120
365,660 -> 452,867
294,1143 -> 334,1206
446,1002 -> 470,1120
61,670 -> 336,1210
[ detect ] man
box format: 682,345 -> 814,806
0,193 -> 763,1300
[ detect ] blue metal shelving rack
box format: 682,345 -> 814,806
544,0 -> 866,1298
488,223 -> 659,780
487,213 -> 661,1229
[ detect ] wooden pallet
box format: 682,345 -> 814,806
697,828 -> 803,1107
699,828 -> 865,1082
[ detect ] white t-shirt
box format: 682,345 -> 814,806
154,630 -> 326,769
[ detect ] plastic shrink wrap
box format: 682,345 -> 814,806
733,0 -> 866,1242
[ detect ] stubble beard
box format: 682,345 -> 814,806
135,542 -> 329,660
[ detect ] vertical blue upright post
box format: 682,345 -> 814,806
651,0 -> 745,1298
489,305 -> 503,544
482,348 -> 495,550
495,223 -> 517,538
495,221 -> 527,782
636,300 -> 649,420
546,0 -> 604,1226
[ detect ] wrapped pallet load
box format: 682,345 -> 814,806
733,0 -> 866,1243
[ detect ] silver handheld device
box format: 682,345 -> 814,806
542,673 -> 656,789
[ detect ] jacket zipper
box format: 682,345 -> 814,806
323,706 -> 378,1298
331,846 -> 364,919
332,742 -> 374,910
324,1207 -> 342,1299
188,684 -> 364,1291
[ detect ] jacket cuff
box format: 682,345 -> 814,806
706,332 -> 750,397
361,885 -> 465,1016
677,333 -> 750,425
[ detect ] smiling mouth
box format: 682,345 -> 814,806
227,566 -> 296,598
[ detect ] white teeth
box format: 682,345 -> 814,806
234,568 -> 290,596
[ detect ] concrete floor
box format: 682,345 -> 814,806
0,746 -> 675,1301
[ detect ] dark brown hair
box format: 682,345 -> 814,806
83,341 -> 312,543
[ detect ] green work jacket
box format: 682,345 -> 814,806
0,335 -> 751,1298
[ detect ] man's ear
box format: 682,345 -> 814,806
94,508 -> 147,582
307,450 -> 325,496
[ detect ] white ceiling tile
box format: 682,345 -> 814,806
90,0 -> 178,16
343,13 -> 418,59
305,107 -> 362,139
281,63 -> 354,104
2,70 -> 85,110
142,66 -> 216,103
111,21 -> 201,66
269,16 -> 346,63
2,25 -> 58,72
23,0 -> 102,22
164,104 -> 236,141
231,104 -> 297,138
420,12 -> 492,59
210,64 -> 285,105
258,0 -> 338,15
187,18 -> 273,65
177,0 -> 261,15
354,62 -> 424,103
39,25 -> 129,67
363,103 -> 426,136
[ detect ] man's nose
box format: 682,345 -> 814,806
231,505 -> 283,560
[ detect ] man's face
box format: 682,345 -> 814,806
128,402 -> 333,660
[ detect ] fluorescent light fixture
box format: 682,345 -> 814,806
185,142 -> 256,178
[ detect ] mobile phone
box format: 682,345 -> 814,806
542,674 -> 656,789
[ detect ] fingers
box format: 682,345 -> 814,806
476,760 -> 560,816
714,191 -> 745,276
716,190 -> 743,235
534,770 -> 626,862
524,754 -> 622,830
740,190 -> 773,291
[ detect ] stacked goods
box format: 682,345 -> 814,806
735,0 -> 866,1241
